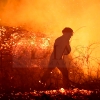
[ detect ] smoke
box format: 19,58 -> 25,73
0,0 -> 100,57
0,0 -> 68,34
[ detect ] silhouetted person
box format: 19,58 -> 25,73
40,27 -> 73,89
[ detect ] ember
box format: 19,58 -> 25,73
0,88 -> 100,100
0,26 -> 52,68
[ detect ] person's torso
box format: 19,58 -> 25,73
50,36 -> 70,60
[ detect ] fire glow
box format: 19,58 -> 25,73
0,0 -> 100,75
0,26 -> 51,68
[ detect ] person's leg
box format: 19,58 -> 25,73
40,67 -> 54,84
40,59 -> 56,84
58,60 -> 70,88
39,60 -> 57,90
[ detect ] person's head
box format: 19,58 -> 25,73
62,27 -> 73,38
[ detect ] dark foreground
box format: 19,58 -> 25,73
0,88 -> 100,100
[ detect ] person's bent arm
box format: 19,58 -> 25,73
63,43 -> 71,55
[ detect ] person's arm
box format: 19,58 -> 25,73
63,43 -> 71,55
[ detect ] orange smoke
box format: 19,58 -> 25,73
0,0 -> 100,75
0,0 -> 100,40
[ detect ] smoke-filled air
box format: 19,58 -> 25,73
0,0 -> 100,74
0,0 -> 100,40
